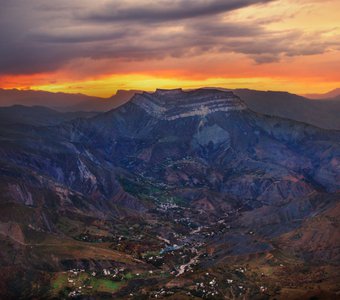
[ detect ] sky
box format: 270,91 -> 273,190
0,0 -> 339,97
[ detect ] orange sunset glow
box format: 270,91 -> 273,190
1,0 -> 340,97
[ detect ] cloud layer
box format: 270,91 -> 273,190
1,0 -> 339,76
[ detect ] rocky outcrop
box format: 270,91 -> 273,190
0,222 -> 25,244
131,88 -> 246,120
7,184 -> 33,206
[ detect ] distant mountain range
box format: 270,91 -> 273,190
0,88 -> 99,109
0,88 -> 339,299
1,87 -> 340,130
230,89 -> 340,130
71,89 -> 140,112
303,88 -> 340,100
0,88 -> 137,112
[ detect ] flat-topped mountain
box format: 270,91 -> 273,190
131,88 -> 246,120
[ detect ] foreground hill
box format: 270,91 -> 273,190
0,88 -> 339,299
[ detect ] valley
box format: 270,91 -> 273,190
0,89 -> 339,299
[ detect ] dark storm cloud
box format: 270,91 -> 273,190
0,0 -> 338,75
33,28 -> 135,44
80,0 -> 274,23
187,21 -> 265,37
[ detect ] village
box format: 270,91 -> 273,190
56,260 -> 271,299
48,193 -> 277,299
46,168 -> 292,300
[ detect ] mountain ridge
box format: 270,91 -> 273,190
0,88 -> 339,299
303,87 -> 340,99
2,87 -> 340,130
131,89 -> 247,120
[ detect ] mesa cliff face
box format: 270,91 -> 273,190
131,89 -> 247,120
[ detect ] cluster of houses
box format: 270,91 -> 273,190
143,253 -> 164,267
150,288 -> 175,298
173,216 -> 197,229
157,202 -> 179,211
193,274 -> 221,298
68,290 -> 82,298
66,269 -> 89,298
101,267 -> 128,281
65,267 -> 130,298
75,231 -> 122,243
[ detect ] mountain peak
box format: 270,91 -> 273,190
303,88 -> 340,99
131,88 -> 247,120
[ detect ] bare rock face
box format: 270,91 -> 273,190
7,184 -> 33,206
193,123 -> 231,150
0,222 -> 25,244
131,88 -> 246,120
